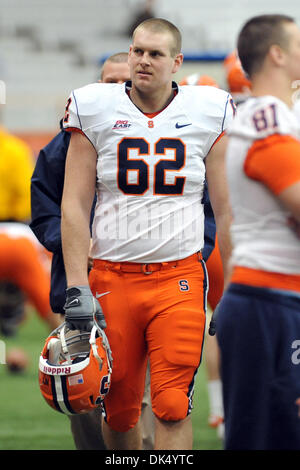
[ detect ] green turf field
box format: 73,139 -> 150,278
0,309 -> 223,450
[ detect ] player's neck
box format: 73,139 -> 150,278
251,71 -> 295,108
129,83 -> 175,114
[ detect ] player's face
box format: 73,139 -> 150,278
128,28 -> 183,93
282,22 -> 300,81
101,61 -> 130,84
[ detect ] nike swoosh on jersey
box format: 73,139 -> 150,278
96,291 -> 111,299
175,122 -> 192,128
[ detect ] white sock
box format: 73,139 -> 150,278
207,379 -> 224,417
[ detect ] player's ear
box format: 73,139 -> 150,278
128,46 -> 134,68
172,53 -> 184,74
269,44 -> 285,67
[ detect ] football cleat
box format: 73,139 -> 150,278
38,319 -> 112,415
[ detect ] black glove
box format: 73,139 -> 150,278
64,285 -> 107,331
208,303 -> 220,336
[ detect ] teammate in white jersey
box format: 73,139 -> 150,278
61,18 -> 234,450
216,14 -> 300,450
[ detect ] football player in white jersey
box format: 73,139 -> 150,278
32,52 -> 157,450
61,18 -> 234,450
216,14 -> 300,449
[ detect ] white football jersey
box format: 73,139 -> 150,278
293,98 -> 300,121
64,82 -> 234,263
226,95 -> 300,275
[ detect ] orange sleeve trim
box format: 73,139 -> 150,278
213,130 -> 226,146
231,266 -> 300,293
64,127 -> 85,136
244,134 -> 300,195
209,130 -> 226,153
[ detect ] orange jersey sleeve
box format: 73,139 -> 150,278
244,134 -> 300,194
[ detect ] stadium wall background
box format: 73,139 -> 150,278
1,0 -> 300,155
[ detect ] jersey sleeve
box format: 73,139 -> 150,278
221,93 -> 236,132
187,86 -> 235,154
62,83 -> 103,149
63,91 -> 85,135
207,92 -> 235,153
244,134 -> 300,194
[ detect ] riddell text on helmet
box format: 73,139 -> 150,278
43,365 -> 71,375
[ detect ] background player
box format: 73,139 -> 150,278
0,223 -> 59,331
0,222 -> 60,372
61,18 -> 234,450
0,126 -> 35,337
0,125 -> 34,224
216,14 -> 300,449
0,122 -> 60,366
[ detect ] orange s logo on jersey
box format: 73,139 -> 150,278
179,279 -> 189,291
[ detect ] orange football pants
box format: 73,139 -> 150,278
0,234 -> 51,318
89,252 -> 207,432
206,236 -> 224,310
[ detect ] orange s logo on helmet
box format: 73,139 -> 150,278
38,323 -> 112,415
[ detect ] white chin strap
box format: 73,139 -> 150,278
90,323 -> 113,374
59,324 -> 72,364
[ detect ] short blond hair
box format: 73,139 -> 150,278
133,18 -> 182,57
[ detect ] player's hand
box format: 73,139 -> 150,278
208,303 -> 220,336
64,285 -> 107,331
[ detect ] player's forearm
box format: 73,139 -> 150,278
214,210 -> 232,290
61,131 -> 98,287
61,201 -> 91,287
